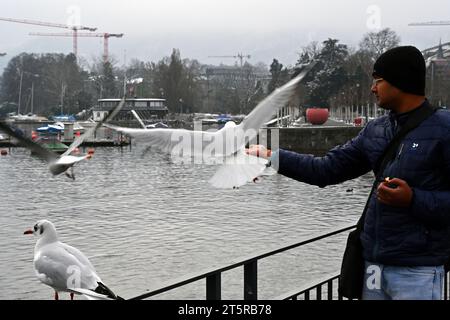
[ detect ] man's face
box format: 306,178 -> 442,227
371,77 -> 402,110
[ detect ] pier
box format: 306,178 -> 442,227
1,118 -> 362,155
0,120 -> 130,148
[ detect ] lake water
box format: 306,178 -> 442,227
0,146 -> 373,300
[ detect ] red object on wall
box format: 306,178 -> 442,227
354,117 -> 363,126
306,108 -> 329,125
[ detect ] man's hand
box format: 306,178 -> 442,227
377,177 -> 413,207
245,144 -> 272,159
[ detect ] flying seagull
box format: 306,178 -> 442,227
24,219 -> 122,300
0,97 -> 125,179
105,62 -> 316,188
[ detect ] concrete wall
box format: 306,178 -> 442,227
262,126 -> 363,156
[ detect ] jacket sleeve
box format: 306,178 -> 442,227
410,189 -> 450,227
275,127 -> 372,188
410,129 -> 450,227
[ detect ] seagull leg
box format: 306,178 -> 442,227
64,168 -> 75,180
70,292 -> 74,300
54,291 -> 59,300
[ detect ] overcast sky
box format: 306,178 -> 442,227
0,0 -> 449,70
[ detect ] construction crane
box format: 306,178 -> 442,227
208,52 -> 251,67
0,16 -> 97,58
409,21 -> 450,26
29,32 -> 124,62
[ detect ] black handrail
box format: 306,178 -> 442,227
130,223 -> 450,300
130,224 -> 356,300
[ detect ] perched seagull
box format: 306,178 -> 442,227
24,219 -> 122,300
0,97 -> 125,180
105,62 -> 316,189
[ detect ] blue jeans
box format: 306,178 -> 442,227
362,261 -> 444,300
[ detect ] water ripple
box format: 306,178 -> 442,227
0,147 -> 371,299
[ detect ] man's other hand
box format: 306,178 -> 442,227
377,177 -> 413,207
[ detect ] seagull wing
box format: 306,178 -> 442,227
237,61 -> 316,142
59,242 -> 97,272
104,124 -> 219,156
0,121 -> 58,162
62,97 -> 126,156
208,151 -> 270,189
34,243 -> 100,291
54,155 -> 89,165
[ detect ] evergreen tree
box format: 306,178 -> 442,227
102,61 -> 117,98
307,38 -> 349,107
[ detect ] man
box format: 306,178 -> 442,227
247,46 -> 450,300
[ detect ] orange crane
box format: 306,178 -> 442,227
0,16 -> 97,58
208,52 -> 251,67
29,32 -> 124,62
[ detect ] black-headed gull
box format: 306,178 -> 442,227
105,62 -> 316,189
0,97 -> 125,180
24,220 -> 122,300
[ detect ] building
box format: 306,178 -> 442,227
424,41 -> 450,107
92,98 -> 169,122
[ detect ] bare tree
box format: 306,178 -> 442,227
359,28 -> 401,61
297,41 -> 321,65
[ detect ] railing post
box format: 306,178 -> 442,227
327,280 -> 333,300
244,261 -> 257,300
445,272 -> 448,300
206,273 -> 221,300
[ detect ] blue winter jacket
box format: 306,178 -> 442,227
275,100 -> 450,266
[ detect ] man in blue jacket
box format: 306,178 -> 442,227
247,46 -> 450,300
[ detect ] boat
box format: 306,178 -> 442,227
32,125 -> 68,154
7,113 -> 48,122
52,114 -> 76,122
36,122 -> 64,133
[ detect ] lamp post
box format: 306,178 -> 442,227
17,69 -> 23,115
179,98 -> 183,114
29,74 -> 40,114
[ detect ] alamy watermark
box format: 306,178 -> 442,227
66,5 -> 82,28
366,4 -> 382,31
66,265 -> 82,289
168,122 -> 279,165
366,264 -> 382,290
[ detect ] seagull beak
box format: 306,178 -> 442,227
24,229 -> 33,235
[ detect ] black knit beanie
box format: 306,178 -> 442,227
372,46 -> 426,96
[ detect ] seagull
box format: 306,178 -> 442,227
0,97 -> 125,180
105,62 -> 316,189
24,219 -> 122,300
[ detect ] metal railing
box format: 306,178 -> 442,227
130,225 -> 355,300
130,224 -> 450,300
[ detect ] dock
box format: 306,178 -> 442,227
0,118 -> 363,155
0,119 -> 130,149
